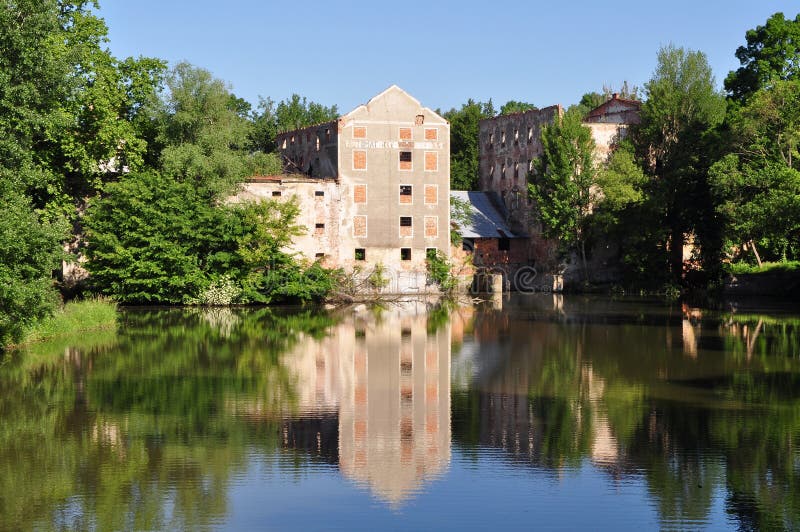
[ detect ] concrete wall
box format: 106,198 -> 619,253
265,86 -> 451,293
337,86 -> 451,276
237,178 -> 343,266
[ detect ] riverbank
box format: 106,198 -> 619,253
8,299 -> 118,349
724,263 -> 800,298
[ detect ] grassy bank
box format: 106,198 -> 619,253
14,298 -> 118,347
727,261 -> 800,275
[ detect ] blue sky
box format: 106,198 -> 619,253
100,1 -> 798,114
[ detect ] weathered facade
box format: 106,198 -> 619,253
477,105 -> 562,197
244,86 -> 451,293
474,95 -> 642,285
583,94 -> 641,163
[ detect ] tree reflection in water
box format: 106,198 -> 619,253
450,295 -> 800,530
0,297 -> 798,530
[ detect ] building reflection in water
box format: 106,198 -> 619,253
279,301 -> 451,506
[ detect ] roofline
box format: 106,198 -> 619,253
275,118 -> 339,139
341,84 -> 449,125
478,104 -> 563,126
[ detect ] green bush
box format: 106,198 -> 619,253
85,172 -> 338,305
726,261 -> 800,275
426,250 -> 456,294
0,183 -> 66,347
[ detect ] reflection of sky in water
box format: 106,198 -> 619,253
227,451 -> 736,530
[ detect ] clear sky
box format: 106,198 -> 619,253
100,0 -> 798,114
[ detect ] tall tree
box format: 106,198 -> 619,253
157,62 -> 258,195
442,99 -> 495,190
710,79 -> 800,263
529,108 -> 596,279
636,45 -> 726,280
724,12 -> 800,102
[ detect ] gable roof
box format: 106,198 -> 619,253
450,191 -> 521,239
584,94 -> 641,124
341,84 -> 448,125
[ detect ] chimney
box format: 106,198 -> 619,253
612,93 -> 619,100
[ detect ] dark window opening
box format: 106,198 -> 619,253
400,217 -> 412,227
401,248 -> 411,261
400,185 -> 412,197
315,190 -> 324,197
272,191 -> 281,197
401,327 -> 412,339
498,238 -> 510,251
315,223 -> 325,229
355,248 -> 366,261
400,151 -> 412,162
315,253 -> 325,259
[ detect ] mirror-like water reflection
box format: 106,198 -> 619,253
1,296 -> 798,530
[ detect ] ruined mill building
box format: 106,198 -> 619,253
237,86 -> 451,293
464,94 -> 641,287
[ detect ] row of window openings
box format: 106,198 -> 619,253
489,127 -> 535,147
355,325 -> 438,341
353,150 -> 437,171
354,247 -> 439,261
271,190 -> 326,197
490,160 -> 533,180
283,128 -> 332,151
272,185 -> 437,203
354,216 -> 437,237
320,216 -> 436,236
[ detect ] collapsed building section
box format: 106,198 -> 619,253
468,95 -> 641,287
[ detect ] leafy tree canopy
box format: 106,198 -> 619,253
441,99 -> 495,190
635,44 -> 726,278
499,100 -> 536,115
724,12 -> 800,102
529,108 -> 596,274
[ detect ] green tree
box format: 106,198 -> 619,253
593,140 -> 647,232
710,79 -> 800,263
0,182 -> 66,347
84,172 -> 240,303
724,12 -> 800,102
442,99 -> 495,190
499,100 -> 536,115
529,108 -> 596,279
635,45 -> 726,281
157,63 -> 257,195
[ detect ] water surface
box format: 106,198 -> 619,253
1,296 -> 798,530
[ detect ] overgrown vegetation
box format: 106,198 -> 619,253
15,299 -> 118,347
426,250 -> 457,294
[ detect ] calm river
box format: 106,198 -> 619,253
1,295 -> 798,530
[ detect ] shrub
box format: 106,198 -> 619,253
426,250 -> 457,294
0,183 -> 66,347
